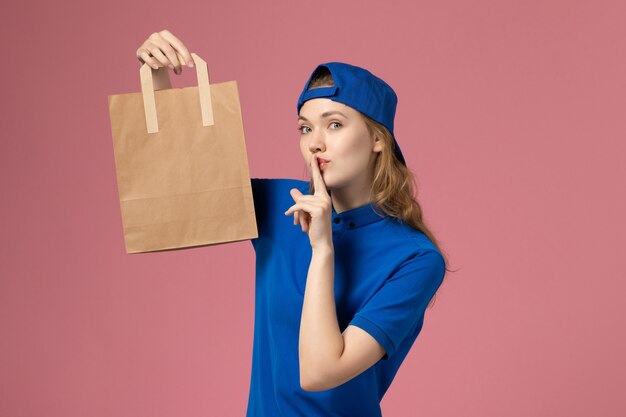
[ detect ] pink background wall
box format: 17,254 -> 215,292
2,0 -> 625,416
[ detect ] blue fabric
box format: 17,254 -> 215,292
296,62 -> 406,166
245,178 -> 445,417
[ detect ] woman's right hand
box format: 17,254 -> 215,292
136,29 -> 194,75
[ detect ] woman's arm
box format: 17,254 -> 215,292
288,156 -> 386,392
298,245 -> 342,389
299,245 -> 387,392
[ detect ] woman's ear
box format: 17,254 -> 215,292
372,135 -> 383,153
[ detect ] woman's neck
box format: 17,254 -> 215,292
329,186 -> 374,214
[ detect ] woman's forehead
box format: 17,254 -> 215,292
298,98 -> 357,119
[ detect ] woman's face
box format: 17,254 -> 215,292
298,98 -> 382,191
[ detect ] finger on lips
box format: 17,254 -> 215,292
311,155 -> 329,196
284,156 -> 328,221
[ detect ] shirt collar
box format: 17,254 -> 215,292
298,180 -> 388,229
331,200 -> 387,229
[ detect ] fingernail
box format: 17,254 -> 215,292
168,64 -> 174,70
188,61 -> 194,67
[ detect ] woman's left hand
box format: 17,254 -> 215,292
284,155 -> 333,251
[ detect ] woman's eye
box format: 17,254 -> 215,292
298,123 -> 340,134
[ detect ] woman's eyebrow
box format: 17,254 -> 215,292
298,111 -> 349,122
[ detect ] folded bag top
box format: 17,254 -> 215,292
140,52 -> 214,133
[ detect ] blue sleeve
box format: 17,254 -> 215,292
250,177 -> 309,251
348,249 -> 446,360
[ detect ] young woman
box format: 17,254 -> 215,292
137,29 -> 451,417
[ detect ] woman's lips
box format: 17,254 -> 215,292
318,160 -> 330,169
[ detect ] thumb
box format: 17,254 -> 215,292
290,188 -> 303,199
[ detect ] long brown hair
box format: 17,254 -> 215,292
302,66 -> 454,308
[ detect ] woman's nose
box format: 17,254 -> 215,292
307,130 -> 326,153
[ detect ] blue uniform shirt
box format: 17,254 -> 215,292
245,178 -> 446,417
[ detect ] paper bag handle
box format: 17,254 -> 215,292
139,52 -> 214,133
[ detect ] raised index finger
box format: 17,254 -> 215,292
311,155 -> 329,196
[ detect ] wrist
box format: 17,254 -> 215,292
312,243 -> 334,256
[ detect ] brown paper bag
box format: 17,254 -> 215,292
107,52 -> 258,254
